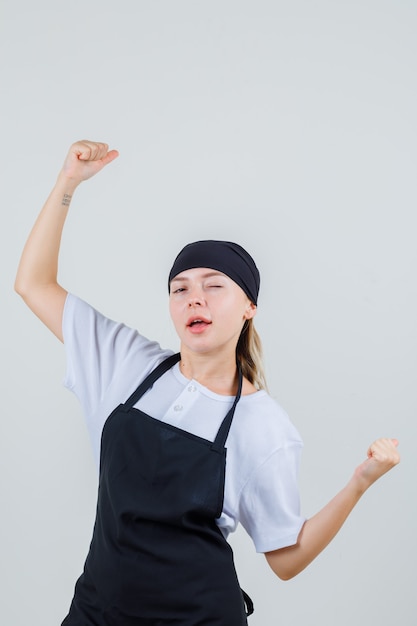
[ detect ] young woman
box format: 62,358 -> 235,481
15,140 -> 400,625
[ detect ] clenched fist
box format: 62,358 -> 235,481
59,140 -> 119,185
354,438 -> 400,491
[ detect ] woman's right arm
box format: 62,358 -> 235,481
14,140 -> 119,342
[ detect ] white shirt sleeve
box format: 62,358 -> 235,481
62,293 -> 172,464
237,442 -> 305,553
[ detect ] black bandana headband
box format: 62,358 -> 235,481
168,240 -> 260,305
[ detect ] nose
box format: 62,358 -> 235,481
188,296 -> 202,307
187,289 -> 204,307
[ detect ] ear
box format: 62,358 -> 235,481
244,302 -> 257,320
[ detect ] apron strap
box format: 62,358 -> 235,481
211,364 -> 243,452
242,588 -> 255,616
124,352 -> 181,409
124,352 -> 242,453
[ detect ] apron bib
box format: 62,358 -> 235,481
62,354 -> 253,625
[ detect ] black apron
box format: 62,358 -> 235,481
62,353 -> 254,625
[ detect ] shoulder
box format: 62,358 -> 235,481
238,391 -> 302,444
229,390 -> 303,469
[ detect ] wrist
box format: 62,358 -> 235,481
55,170 -> 81,195
346,472 -> 369,499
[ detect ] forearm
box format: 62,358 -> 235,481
14,174 -> 77,296
266,476 -> 364,580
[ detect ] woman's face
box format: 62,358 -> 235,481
169,267 -> 256,357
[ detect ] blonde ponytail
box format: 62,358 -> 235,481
236,319 -> 267,391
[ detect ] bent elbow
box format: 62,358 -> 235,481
14,275 -> 28,298
265,544 -> 305,581
271,565 -> 299,581
14,275 -> 36,303
277,571 -> 296,582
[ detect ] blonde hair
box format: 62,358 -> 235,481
236,319 -> 267,391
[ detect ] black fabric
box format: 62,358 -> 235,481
61,354 -> 251,625
168,240 -> 260,305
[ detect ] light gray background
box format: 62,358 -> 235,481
1,1 -> 416,625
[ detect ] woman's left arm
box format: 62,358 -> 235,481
265,437 -> 400,580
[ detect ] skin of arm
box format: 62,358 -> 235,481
265,437 -> 400,580
14,141 -> 119,341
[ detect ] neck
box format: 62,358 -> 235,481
179,351 -> 238,396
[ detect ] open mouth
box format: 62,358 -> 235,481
189,319 -> 209,327
187,317 -> 212,331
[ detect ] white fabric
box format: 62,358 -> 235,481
62,293 -> 305,553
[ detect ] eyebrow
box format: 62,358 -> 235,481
170,271 -> 226,283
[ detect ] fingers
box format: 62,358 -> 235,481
72,140 -> 112,162
60,140 -> 119,184
367,438 -> 400,466
354,437 -> 400,490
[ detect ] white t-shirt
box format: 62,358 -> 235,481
62,293 -> 305,553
